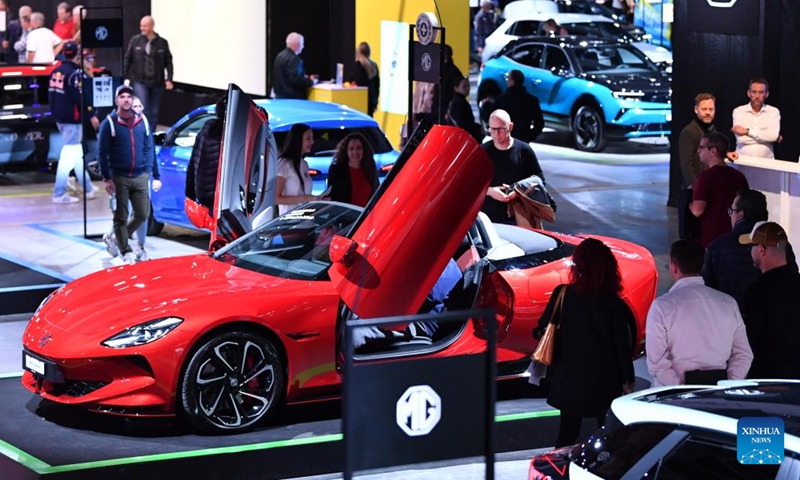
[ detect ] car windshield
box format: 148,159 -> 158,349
274,127 -> 394,157
214,202 -> 361,281
560,21 -> 635,43
573,45 -> 657,74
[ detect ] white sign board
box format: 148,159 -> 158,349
92,77 -> 114,108
379,21 -> 409,115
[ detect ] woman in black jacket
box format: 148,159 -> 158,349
353,42 -> 379,117
327,133 -> 378,207
536,237 -> 636,447
186,96 -> 226,213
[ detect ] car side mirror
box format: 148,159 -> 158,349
153,131 -> 166,146
329,235 -> 357,266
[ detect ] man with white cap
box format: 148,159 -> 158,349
739,221 -> 800,379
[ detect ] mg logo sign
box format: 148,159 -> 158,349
707,0 -> 737,7
94,25 -> 109,41
396,385 -> 441,436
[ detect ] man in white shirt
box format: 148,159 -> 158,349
731,78 -> 781,158
646,240 -> 753,387
25,12 -> 62,63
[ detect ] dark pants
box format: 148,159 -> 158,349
132,82 -> 165,129
113,174 -> 150,255
556,412 -> 606,447
678,188 -> 700,240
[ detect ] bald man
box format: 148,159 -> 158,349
123,15 -> 173,128
272,32 -> 317,99
481,109 -> 545,224
4,5 -> 33,62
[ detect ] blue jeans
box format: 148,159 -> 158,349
132,82 -> 165,129
53,123 -> 89,197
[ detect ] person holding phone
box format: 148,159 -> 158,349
327,133 -> 378,207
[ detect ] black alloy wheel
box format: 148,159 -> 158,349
147,203 -> 164,236
572,105 -> 607,152
181,331 -> 284,434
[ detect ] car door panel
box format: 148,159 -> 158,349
329,125 -> 492,319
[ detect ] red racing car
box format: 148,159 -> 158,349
21,85 -> 657,434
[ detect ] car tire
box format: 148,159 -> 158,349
572,104 -> 607,152
147,203 -> 164,236
86,159 -> 102,181
180,331 -> 285,434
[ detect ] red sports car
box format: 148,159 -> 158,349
21,85 -> 658,434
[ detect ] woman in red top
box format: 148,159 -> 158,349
327,133 -> 378,207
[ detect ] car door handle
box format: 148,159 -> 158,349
533,79 -> 542,85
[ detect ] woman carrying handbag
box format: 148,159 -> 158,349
533,238 -> 636,447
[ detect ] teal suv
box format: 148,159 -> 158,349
478,37 -> 671,152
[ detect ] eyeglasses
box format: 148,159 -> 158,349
727,207 -> 741,216
488,126 -> 509,132
697,145 -> 712,151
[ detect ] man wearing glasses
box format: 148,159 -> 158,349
732,78 -> 781,158
738,221 -> 800,380
688,132 -> 749,248
481,109 -> 545,224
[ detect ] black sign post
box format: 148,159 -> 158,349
687,0 -> 760,36
406,22 -> 446,142
77,7 -> 124,240
343,309 -> 496,479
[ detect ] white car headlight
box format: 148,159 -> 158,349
102,317 -> 183,348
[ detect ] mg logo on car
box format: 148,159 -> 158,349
396,385 -> 441,436
706,0 -> 737,7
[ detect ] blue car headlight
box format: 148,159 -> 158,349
102,317 -> 183,348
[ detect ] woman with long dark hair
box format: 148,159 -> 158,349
535,237 -> 636,447
276,123 -> 315,214
327,133 -> 378,207
353,42 -> 379,117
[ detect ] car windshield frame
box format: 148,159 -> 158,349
572,43 -> 660,75
212,202 -> 362,281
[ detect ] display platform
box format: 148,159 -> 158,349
0,255 -> 69,316
0,375 -> 565,480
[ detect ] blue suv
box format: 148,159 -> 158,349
149,99 -> 398,233
478,37 -> 671,152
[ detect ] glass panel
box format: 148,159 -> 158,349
172,114 -> 213,148
573,423 -> 674,478
543,47 -> 570,73
273,126 -> 393,156
656,438 -> 780,479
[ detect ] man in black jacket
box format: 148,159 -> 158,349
431,44 -> 464,124
494,69 -> 544,143
739,222 -> 800,380
123,15 -> 174,129
447,77 -> 483,141
272,32 -> 317,99
703,188 -> 797,306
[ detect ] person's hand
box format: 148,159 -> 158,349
165,80 -> 174,90
152,179 -> 162,192
487,185 -> 511,202
622,382 -> 635,395
731,125 -> 748,136
123,78 -> 131,87
103,179 -> 115,195
1,40 -> 8,49
309,74 -> 319,85
726,151 -> 739,162
90,116 -> 100,131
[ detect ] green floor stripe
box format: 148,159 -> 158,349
41,433 -> 344,474
495,409 -> 560,422
0,438 -> 51,472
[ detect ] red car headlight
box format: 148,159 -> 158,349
101,317 -> 183,349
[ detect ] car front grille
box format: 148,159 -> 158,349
51,379 -> 111,397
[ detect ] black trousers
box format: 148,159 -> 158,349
678,188 -> 701,240
556,412 -> 606,447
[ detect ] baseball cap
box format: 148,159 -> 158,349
738,221 -> 788,247
62,41 -> 79,58
115,84 -> 134,97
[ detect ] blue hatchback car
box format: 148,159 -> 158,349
149,99 -> 398,233
478,37 -> 671,152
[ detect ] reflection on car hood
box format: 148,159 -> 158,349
35,254 -> 308,335
582,71 -> 670,102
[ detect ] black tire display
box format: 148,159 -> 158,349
147,205 -> 164,236
572,104 -> 607,152
180,331 -> 284,434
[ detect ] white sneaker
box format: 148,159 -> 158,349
122,252 -> 136,265
136,247 -> 150,261
103,233 -> 119,258
67,177 -> 81,192
52,194 -> 79,204
84,185 -> 100,200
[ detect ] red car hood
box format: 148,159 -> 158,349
33,254 -> 308,336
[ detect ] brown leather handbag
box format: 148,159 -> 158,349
531,285 -> 567,366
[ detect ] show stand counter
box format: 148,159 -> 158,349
731,154 -> 800,252
308,83 -> 368,114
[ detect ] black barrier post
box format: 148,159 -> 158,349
343,309 -> 496,479
79,7 -> 124,240
407,23 -> 446,138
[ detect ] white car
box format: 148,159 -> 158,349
482,13 -> 672,69
503,0 -> 559,18
528,380 -> 800,479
